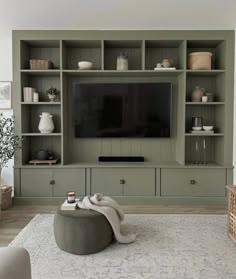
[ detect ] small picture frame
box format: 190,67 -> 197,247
0,81 -> 12,109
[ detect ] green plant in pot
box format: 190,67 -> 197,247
0,114 -> 21,185
45,87 -> 59,102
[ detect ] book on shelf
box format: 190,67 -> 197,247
191,130 -> 214,134
61,198 -> 81,210
23,87 -> 36,102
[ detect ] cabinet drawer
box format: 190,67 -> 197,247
161,168 -> 226,197
53,169 -> 86,197
91,168 -> 156,196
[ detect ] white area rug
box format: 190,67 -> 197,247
10,214 -> 236,279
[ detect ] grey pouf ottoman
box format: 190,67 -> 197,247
54,208 -> 113,255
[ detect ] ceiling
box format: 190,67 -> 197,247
0,0 -> 236,33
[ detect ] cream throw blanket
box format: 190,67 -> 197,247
77,193 -> 136,244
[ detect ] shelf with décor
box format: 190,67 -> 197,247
62,40 -> 102,70
20,40 -> 60,70
145,40 -> 186,70
186,40 -> 226,70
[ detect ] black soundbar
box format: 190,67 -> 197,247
98,156 -> 144,162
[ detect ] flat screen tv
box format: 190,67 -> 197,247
73,82 -> 172,138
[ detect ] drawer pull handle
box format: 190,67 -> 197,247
120,179 -> 126,184
190,179 -> 196,185
50,179 -> 55,185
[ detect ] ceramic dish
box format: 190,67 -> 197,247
203,126 -> 213,131
78,61 -> 93,70
192,127 -> 202,131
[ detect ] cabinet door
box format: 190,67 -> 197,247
161,168 -> 226,197
123,168 -> 155,196
91,168 -> 124,196
21,169 -> 52,197
52,169 -> 86,197
91,168 -> 155,196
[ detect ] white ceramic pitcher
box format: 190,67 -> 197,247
38,112 -> 54,133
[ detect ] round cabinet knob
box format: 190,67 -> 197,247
190,179 -> 196,185
120,179 -> 126,184
50,179 -> 55,185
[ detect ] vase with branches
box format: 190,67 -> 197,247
0,114 -> 21,185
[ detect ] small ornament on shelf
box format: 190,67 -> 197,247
38,112 -> 55,133
45,87 -> 60,102
117,52 -> 128,71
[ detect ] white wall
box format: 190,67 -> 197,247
0,0 -> 236,185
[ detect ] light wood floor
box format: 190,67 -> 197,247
0,205 -> 227,247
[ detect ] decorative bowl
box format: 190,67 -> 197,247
203,126 -> 213,131
78,61 -> 93,70
192,127 -> 202,131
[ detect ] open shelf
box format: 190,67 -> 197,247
185,133 -> 224,137
185,102 -> 224,105
62,69 -> 184,77
21,72 -> 61,102
21,104 -> 61,133
21,135 -> 62,165
186,73 -> 225,102
22,133 -> 62,136
20,40 -> 60,69
62,40 -> 102,70
20,70 -> 60,76
145,40 -> 185,70
104,40 -> 142,70
21,102 -> 61,105
185,105 -> 224,134
187,40 -> 226,70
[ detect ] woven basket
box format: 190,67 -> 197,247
0,185 -> 12,210
226,185 -> 236,243
187,52 -> 212,70
30,59 -> 54,70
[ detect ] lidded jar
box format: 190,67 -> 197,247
117,52 -> 128,71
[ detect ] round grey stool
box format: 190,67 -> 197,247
54,208 -> 113,255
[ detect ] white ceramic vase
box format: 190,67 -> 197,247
38,112 -> 54,133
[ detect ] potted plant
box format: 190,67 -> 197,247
45,87 -> 59,102
0,114 -> 21,183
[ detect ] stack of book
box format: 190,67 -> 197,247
23,87 -> 36,102
61,198 -> 80,210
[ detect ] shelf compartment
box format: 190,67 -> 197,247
22,136 -> 61,165
186,73 -> 225,102
21,73 -> 61,102
185,105 -> 224,134
104,40 -> 142,70
187,40 -> 226,70
62,40 -> 102,70
145,40 -> 185,70
185,136 -> 224,165
21,104 -> 61,133
20,40 -> 60,69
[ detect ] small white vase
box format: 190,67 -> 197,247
38,112 -> 55,134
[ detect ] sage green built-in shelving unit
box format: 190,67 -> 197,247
13,30 -> 235,205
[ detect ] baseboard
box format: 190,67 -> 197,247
13,196 -> 228,206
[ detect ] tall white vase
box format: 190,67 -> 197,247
38,112 -> 55,133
